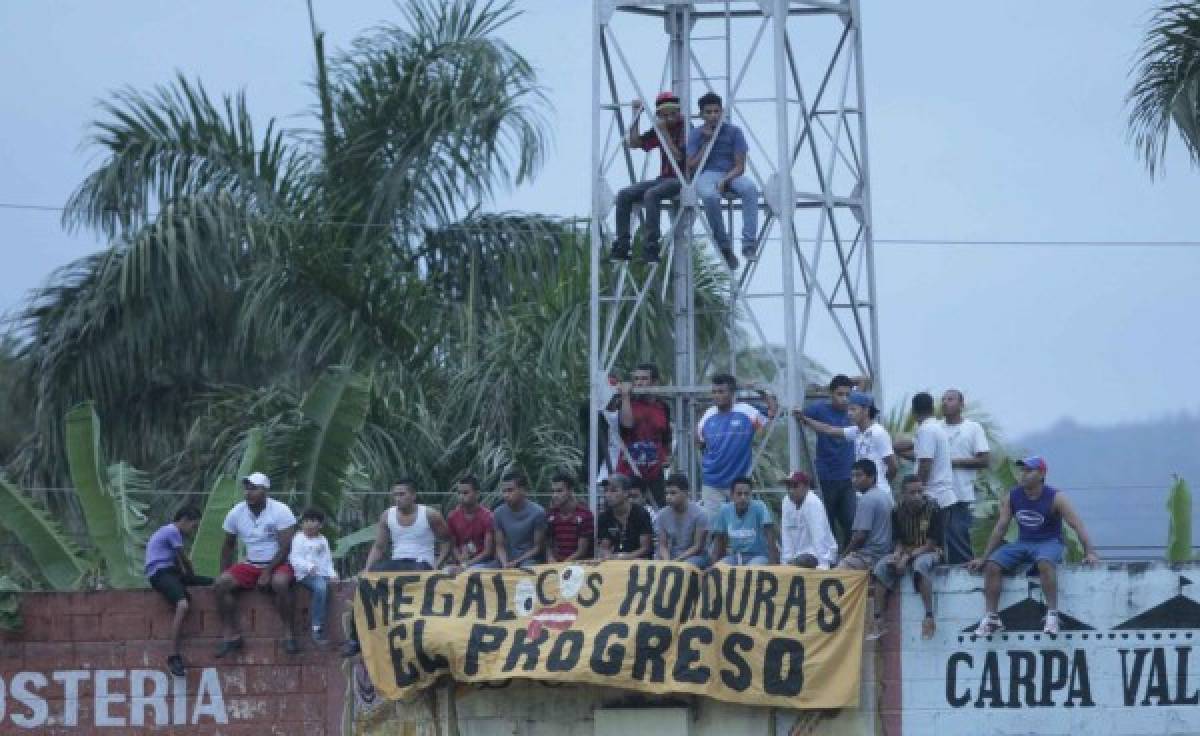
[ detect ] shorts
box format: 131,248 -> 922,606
873,551 -> 939,590
228,561 -> 295,589
837,550 -> 880,571
149,568 -> 214,605
988,539 -> 1064,573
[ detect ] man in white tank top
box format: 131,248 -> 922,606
342,480 -> 450,657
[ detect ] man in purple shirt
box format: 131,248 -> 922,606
145,507 -> 211,676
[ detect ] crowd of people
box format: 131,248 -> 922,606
142,368 -> 1101,678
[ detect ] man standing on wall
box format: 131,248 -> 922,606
686,92 -> 761,269
792,374 -> 859,546
969,456 -> 1099,636
213,472 -> 299,657
801,390 -> 897,494
145,507 -> 210,676
612,92 -> 687,263
940,389 -> 990,563
696,373 -> 777,516
616,362 -> 673,509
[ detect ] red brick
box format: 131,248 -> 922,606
74,641 -> 128,669
24,641 -> 75,669
245,664 -> 301,694
68,613 -> 102,642
21,613 -> 58,641
301,664 -> 330,692
100,611 -> 149,642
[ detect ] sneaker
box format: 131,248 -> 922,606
1043,610 -> 1060,636
741,241 -> 758,261
974,614 -> 1004,636
921,613 -> 936,640
642,238 -> 661,263
166,654 -> 186,677
718,246 -> 739,271
610,239 -> 632,262
214,637 -> 244,658
284,637 -> 301,655
340,639 -> 362,658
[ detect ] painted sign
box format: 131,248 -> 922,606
900,565 -> 1200,734
354,561 -> 869,707
0,667 -> 227,729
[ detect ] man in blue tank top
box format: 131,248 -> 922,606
968,456 -> 1099,636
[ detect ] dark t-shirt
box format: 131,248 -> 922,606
616,398 -> 672,482
546,505 -> 595,560
597,504 -> 654,558
803,400 -> 854,482
637,122 -> 687,179
893,498 -> 944,549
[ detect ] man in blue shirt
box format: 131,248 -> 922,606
145,507 -> 211,676
711,478 -> 778,565
793,374 -> 857,546
686,92 -> 761,270
695,373 -> 777,515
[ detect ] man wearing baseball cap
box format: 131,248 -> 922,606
801,390 -> 897,493
968,455 -> 1099,636
779,470 -> 838,569
612,91 -> 687,263
212,472 -> 301,656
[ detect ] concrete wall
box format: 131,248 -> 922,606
892,562 -> 1200,736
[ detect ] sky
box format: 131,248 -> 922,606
1,0 -> 1198,442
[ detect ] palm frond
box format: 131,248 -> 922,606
1127,2 -> 1200,175
0,476 -> 87,590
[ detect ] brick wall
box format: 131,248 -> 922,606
0,583 -> 354,734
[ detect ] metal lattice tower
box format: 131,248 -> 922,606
587,0 -> 881,510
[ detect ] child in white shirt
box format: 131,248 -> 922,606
289,508 -> 338,644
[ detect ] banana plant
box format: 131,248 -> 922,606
0,476 -> 87,590
191,427 -> 265,577
64,402 -> 149,588
1166,475 -> 1192,563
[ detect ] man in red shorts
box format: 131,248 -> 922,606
213,472 -> 300,656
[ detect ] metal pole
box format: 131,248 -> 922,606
773,0 -> 801,471
850,0 -> 882,406
588,1 -> 604,514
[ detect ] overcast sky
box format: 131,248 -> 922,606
1,0 -> 1197,441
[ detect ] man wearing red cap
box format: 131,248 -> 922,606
779,470 -> 838,569
968,456 -> 1099,636
612,92 -> 687,263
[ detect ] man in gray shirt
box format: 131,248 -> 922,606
656,475 -> 709,567
838,459 -> 894,570
493,471 -> 546,569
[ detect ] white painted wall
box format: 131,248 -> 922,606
900,563 -> 1200,735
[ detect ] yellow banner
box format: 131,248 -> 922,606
354,561 -> 867,708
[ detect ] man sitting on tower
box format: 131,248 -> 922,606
611,92 -> 687,263
686,91 -> 761,270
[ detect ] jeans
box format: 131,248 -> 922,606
694,170 -> 759,247
298,575 -> 329,631
943,502 -> 974,564
614,177 -> 682,242
818,478 -> 856,548
720,553 -> 770,566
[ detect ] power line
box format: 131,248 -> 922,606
0,201 -> 1198,247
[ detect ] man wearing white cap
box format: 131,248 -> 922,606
213,472 -> 300,656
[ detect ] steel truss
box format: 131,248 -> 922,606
588,0 -> 881,511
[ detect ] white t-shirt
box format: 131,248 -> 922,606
223,498 -> 297,563
842,422 -> 894,493
940,418 -> 989,503
914,417 -> 955,508
289,533 -> 337,580
781,493 -> 839,569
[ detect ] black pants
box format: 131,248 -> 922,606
819,478 -> 856,548
149,568 -> 213,605
614,177 -> 682,242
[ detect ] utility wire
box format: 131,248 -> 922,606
0,201 -> 1198,247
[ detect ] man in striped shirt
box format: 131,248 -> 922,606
870,475 -> 943,641
545,472 -> 594,562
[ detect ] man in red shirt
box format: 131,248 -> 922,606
443,475 -> 496,571
545,472 -> 594,562
617,362 -> 673,508
611,91 -> 687,263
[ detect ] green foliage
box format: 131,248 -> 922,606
1127,2 -> 1200,176
64,402 -> 147,588
0,477 -> 86,590
1166,475 -> 1192,563
333,523 -> 378,560
0,576 -> 21,631
192,428 -> 265,577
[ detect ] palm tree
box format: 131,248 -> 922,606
1127,1 -> 1200,176
10,0 -> 553,490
